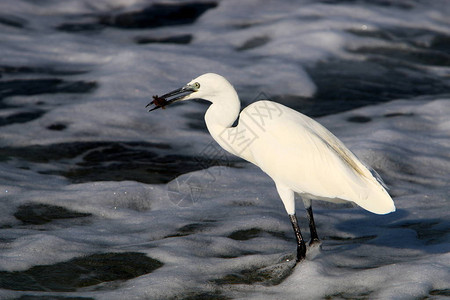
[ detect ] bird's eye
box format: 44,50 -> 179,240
193,82 -> 200,90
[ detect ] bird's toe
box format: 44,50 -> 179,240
309,238 -> 321,247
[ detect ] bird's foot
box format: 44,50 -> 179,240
309,238 -> 321,247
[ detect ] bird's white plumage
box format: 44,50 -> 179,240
241,101 -> 394,214
182,73 -> 395,216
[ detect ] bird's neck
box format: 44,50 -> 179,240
204,88 -> 241,156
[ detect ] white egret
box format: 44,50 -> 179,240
147,73 -> 395,262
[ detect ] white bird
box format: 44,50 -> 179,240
148,73 -> 395,262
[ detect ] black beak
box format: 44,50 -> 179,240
146,85 -> 195,112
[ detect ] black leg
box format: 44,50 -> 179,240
289,214 -> 306,262
306,205 -> 320,246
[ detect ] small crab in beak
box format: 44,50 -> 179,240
146,82 -> 200,112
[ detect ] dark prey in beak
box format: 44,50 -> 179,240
146,86 -> 194,112
147,95 -> 169,111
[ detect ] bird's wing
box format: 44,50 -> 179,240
242,101 -> 394,214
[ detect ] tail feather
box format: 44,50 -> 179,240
355,174 -> 395,215
369,167 -> 389,190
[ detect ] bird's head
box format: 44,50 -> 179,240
146,73 -> 230,111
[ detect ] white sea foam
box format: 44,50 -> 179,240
0,0 -> 449,298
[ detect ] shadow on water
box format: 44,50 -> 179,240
298,58 -> 450,117
0,76 -> 97,125
14,203 -> 92,226
135,34 -> 193,45
273,25 -> 450,117
0,79 -> 97,102
317,0 -> 415,9
0,110 -> 46,126
0,141 -> 242,184
0,14 -> 27,28
0,66 -> 97,126
0,252 -> 163,292
56,2 -> 217,32
334,209 -> 450,254
212,254 -> 296,287
16,295 -> 95,300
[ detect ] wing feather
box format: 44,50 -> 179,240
240,101 -> 395,214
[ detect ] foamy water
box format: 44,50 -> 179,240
0,0 -> 449,299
